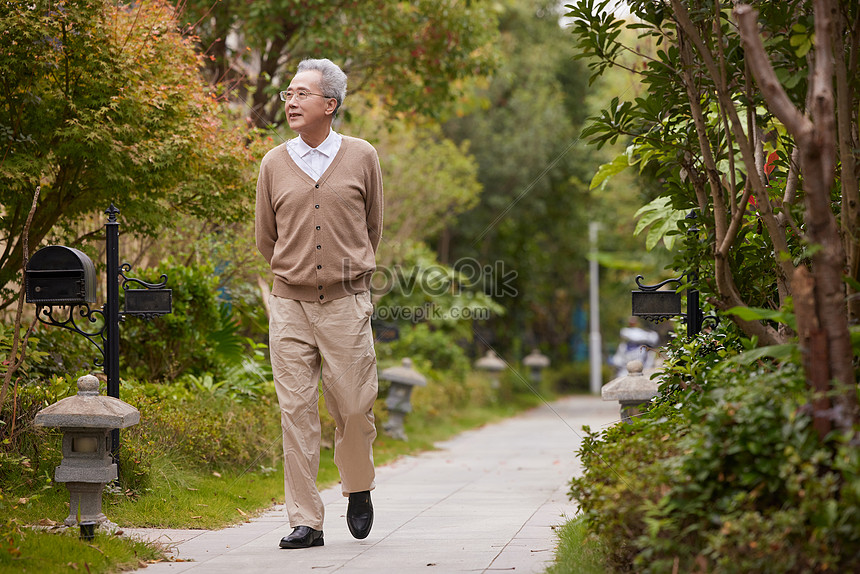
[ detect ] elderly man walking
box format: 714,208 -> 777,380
255,58 -> 383,549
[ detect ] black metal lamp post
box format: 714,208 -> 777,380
25,205 -> 172,461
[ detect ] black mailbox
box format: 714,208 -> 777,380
26,246 -> 97,305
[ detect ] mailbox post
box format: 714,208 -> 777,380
631,210 -> 708,338
25,205 -> 172,460
631,274 -> 704,338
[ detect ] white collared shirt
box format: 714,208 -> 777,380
286,130 -> 342,181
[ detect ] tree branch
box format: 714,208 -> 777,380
672,0 -> 795,292
734,5 -> 814,138
0,187 -> 40,413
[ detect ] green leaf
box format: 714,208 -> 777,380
724,306 -> 797,330
844,274 -> 860,292
727,344 -> 797,365
634,197 -> 686,250
590,153 -> 629,190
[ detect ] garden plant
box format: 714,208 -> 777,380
556,0 -> 860,571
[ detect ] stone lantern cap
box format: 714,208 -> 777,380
475,350 -> 506,372
522,349 -> 550,369
33,374 -> 140,429
379,358 -> 427,387
601,360 -> 659,402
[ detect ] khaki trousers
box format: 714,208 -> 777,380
268,291 -> 378,530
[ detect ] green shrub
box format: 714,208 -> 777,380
569,329 -> 860,573
117,379 -> 281,492
377,323 -> 471,382
570,408 -> 685,572
0,369 -> 74,483
119,259 -> 226,382
543,361 -> 605,394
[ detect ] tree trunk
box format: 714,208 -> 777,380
793,266 -> 832,438
735,1 -> 859,431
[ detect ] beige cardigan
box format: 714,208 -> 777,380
255,136 -> 383,302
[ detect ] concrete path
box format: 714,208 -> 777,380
124,396 -> 618,574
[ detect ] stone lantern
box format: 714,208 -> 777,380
522,348 -> 550,383
600,360 -> 658,423
475,349 -> 505,389
33,374 -> 140,528
380,358 -> 426,441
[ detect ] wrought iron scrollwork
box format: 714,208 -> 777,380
702,313 -> 720,330
634,274 -> 686,291
119,263 -> 172,319
119,263 -> 168,290
635,313 -> 676,325
36,303 -> 107,367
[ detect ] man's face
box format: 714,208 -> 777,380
285,70 -> 335,136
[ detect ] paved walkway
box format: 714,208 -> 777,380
125,396 -> 618,574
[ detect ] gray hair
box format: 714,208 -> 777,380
297,58 -> 347,115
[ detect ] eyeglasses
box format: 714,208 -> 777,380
279,89 -> 329,102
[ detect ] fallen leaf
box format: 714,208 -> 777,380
38,518 -> 57,526
191,516 -> 202,519
212,471 -> 222,478
17,498 -> 28,504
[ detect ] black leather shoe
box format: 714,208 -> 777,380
347,490 -> 373,539
279,526 -> 324,549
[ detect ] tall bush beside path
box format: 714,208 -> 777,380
568,328 -> 860,572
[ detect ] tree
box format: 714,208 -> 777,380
179,0 -> 500,127
440,0 -> 594,358
347,107 -> 483,268
0,0 -> 256,307
567,0 -> 858,431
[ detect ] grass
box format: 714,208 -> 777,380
545,514 -> 610,574
0,389 -> 545,571
0,527 -> 162,574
